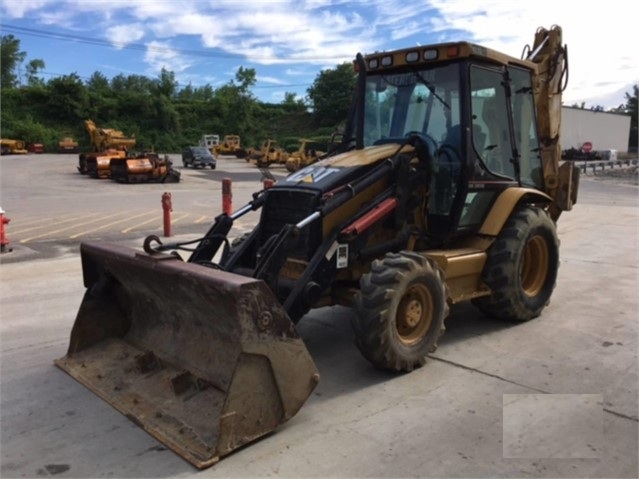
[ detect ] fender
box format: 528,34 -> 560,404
479,187 -> 552,236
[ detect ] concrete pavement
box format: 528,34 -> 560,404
0,175 -> 637,478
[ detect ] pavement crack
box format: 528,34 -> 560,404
429,355 -> 548,393
603,408 -> 639,422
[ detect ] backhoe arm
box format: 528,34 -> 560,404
525,25 -> 578,219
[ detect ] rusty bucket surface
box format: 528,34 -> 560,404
55,241 -> 319,468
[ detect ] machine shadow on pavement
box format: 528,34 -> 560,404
293,301 -> 517,404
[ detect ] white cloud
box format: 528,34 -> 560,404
258,75 -> 288,85
144,41 -> 194,75
2,0 -> 635,107
105,24 -> 145,47
0,0 -> 54,17
428,0 -> 637,108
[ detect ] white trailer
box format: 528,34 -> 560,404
561,107 -> 630,153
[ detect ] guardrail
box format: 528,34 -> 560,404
570,158 -> 639,174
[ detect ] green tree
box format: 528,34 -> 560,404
24,59 -> 46,87
235,66 -> 256,97
281,92 -> 306,111
87,71 -> 110,91
111,73 -> 153,93
154,68 -> 178,98
85,71 -> 117,124
306,62 -> 356,127
1,35 -> 27,88
46,74 -> 88,123
622,85 -> 638,150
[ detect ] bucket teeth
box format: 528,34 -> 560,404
135,351 -> 162,374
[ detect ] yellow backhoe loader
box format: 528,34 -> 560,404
56,26 -> 577,468
285,138 -> 325,172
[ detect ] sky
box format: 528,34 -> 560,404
0,0 -> 637,109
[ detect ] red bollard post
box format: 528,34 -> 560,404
0,207 -> 11,253
222,178 -> 233,215
263,178 -> 275,189
161,192 -> 172,237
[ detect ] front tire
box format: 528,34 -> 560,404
352,252 -> 449,372
473,206 -> 559,321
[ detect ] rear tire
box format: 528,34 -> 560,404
473,206 -> 559,321
352,252 -> 449,372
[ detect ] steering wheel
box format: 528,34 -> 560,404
404,131 -> 438,155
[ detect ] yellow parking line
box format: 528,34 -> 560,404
10,212 -> 97,235
69,210 -> 157,238
170,213 -> 190,225
121,215 -> 160,233
20,211 -> 125,243
194,215 -> 209,224
153,213 -> 190,230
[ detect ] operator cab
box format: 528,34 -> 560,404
355,43 -> 545,242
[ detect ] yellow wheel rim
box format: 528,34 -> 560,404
396,284 -> 433,346
521,235 -> 548,297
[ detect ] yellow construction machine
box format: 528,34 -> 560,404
213,134 -> 247,158
109,152 -> 181,183
58,137 -> 79,154
56,26 -> 577,468
245,138 -> 289,167
0,139 -> 28,155
77,120 -> 179,182
78,120 -> 136,178
285,138 -> 325,172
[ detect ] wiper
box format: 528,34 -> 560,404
412,69 -> 450,110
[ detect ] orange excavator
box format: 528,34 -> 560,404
78,120 -> 136,179
78,120 -> 180,182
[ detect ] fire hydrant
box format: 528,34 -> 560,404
161,192 -> 172,237
0,207 -> 11,253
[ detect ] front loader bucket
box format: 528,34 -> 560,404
54,241 -> 319,469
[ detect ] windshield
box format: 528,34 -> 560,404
192,147 -> 210,155
363,64 -> 461,147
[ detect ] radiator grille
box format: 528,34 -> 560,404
260,189 -> 321,259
